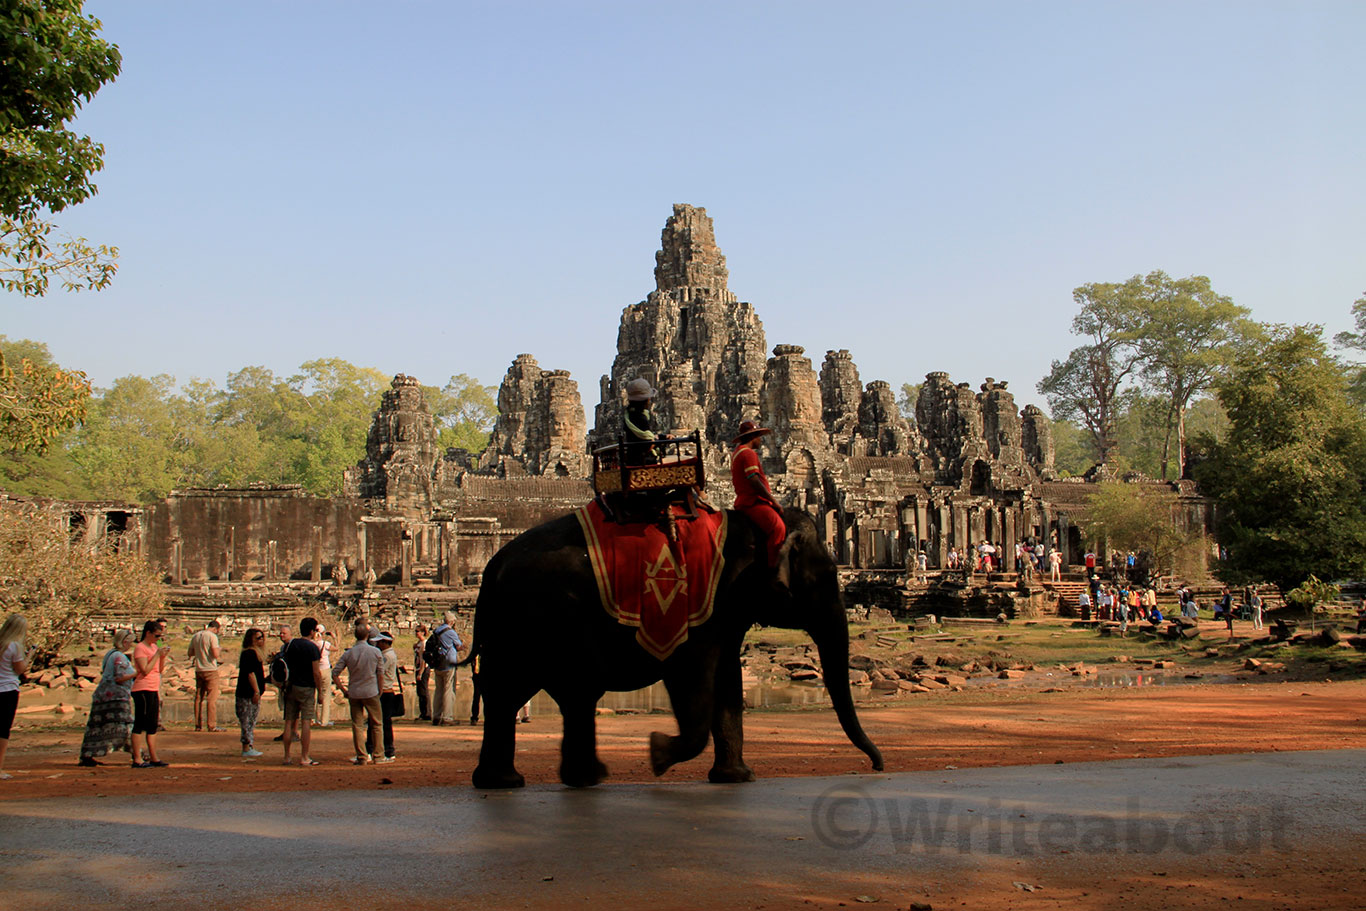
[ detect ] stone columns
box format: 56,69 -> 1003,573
937,504 -> 950,568
224,526 -> 235,582
1004,510 -> 1017,572
266,539 -> 278,581
400,535 -> 412,587
171,538 -> 184,586
311,526 -> 322,582
357,522 -> 368,579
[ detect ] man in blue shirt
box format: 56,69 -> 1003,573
430,611 -> 465,726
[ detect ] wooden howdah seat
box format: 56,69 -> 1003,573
591,431 -> 707,527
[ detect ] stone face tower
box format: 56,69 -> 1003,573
592,205 -> 768,456
344,374 -> 438,513
483,355 -> 589,478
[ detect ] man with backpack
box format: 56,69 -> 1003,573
270,624 -> 295,744
427,611 -> 466,725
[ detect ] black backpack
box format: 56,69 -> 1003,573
269,643 -> 291,688
422,631 -> 445,669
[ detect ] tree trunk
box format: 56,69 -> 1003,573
1176,404 -> 1187,479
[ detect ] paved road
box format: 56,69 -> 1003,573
3,749 -> 1362,909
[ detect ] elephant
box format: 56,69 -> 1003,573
464,505 -> 884,789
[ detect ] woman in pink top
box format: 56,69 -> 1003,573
131,619 -> 171,768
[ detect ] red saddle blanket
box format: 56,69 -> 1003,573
575,500 -> 728,660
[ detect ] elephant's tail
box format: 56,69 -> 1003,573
457,560 -> 494,668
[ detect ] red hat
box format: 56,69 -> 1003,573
732,420 -> 773,446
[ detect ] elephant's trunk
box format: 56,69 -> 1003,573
813,620 -> 884,772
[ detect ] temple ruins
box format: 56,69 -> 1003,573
21,204 -> 1215,616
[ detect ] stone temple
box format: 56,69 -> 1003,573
33,204 -> 1213,615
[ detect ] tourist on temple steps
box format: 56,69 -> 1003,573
730,420 -> 787,578
78,628 -> 137,767
622,377 -> 659,464
0,614 -> 30,780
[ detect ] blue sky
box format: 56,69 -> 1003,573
7,1 -> 1363,413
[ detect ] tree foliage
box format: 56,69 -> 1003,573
1081,481 -> 1195,576
1,0 -> 122,296
1126,272 -> 1249,479
424,374 -> 497,453
1038,280 -> 1143,466
897,382 -> 921,422
1194,324 -> 1366,592
1332,292 -> 1366,406
0,335 -> 91,453
1040,272 -> 1246,478
0,347 -> 500,503
0,499 -> 163,669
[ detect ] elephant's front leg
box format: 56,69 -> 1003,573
549,686 -> 608,788
650,657 -> 717,777
707,641 -> 755,783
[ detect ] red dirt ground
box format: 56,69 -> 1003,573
3,677 -> 1362,797
4,678 -> 1364,910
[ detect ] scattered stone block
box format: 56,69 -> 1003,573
998,669 -> 1026,679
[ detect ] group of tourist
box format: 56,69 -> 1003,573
1078,585 -> 1162,631
0,606 -> 506,778
78,617 -> 173,767
942,541 -> 1062,581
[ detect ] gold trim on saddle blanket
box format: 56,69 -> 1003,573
575,504 -> 728,661
626,463 -> 699,490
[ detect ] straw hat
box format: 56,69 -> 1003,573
731,420 -> 773,446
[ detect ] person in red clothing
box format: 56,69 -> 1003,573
731,420 -> 786,571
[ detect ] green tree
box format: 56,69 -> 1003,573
1332,292 -> 1366,405
1,0 -> 121,296
425,373 -> 497,453
1125,272 -> 1249,479
282,359 -> 388,494
1040,271 -> 1246,477
896,382 -> 921,423
1082,481 -> 1196,576
70,374 -> 181,502
1048,418 -> 1093,477
0,334 -> 90,453
1194,324 -> 1366,593
1038,280 -> 1145,466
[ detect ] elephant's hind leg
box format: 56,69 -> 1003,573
549,686 -> 608,788
650,672 -> 715,777
472,706 -> 526,789
472,678 -> 538,789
